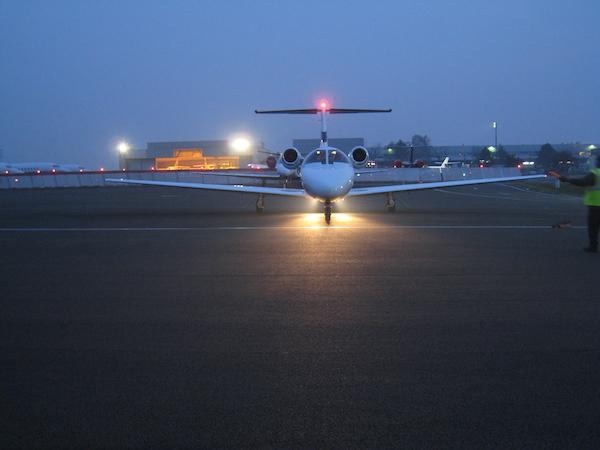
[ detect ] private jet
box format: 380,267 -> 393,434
1,162 -> 81,174
107,102 -> 546,223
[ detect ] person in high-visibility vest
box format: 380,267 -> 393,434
556,155 -> 600,253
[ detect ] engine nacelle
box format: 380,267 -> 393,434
281,147 -> 303,170
349,146 -> 369,169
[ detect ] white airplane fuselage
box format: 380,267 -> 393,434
299,146 -> 355,202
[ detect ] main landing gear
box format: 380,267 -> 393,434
386,192 -> 396,212
256,194 -> 265,213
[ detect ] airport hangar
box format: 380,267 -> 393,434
119,140 -> 257,171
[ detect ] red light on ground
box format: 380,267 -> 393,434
100,168 -> 105,172
122,168 -> 126,171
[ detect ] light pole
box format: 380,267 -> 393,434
493,122 -> 498,150
118,142 -> 129,171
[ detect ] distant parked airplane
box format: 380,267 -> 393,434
0,162 -> 85,174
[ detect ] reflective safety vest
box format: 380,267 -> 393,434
585,168 -> 600,206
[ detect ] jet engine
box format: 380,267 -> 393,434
349,146 -> 369,169
281,147 -> 303,170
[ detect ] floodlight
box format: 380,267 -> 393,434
232,138 -> 250,152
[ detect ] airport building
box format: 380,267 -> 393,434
119,138 -> 364,171
118,140 -> 259,171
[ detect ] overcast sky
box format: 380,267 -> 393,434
1,0 -> 599,169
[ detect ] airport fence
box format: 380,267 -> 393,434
0,167 -> 528,190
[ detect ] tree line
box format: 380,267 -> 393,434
380,135 -> 582,171
475,143 -> 580,171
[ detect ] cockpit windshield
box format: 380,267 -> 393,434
304,149 -> 350,165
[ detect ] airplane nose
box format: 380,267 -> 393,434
302,166 -> 354,201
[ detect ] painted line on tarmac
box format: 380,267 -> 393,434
0,227 -> 200,231
0,225 -> 586,231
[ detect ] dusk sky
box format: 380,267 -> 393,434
1,1 -> 599,170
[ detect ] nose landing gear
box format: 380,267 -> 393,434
324,200 -> 332,224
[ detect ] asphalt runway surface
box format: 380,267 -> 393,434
1,183 -> 599,448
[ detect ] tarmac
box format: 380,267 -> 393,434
1,183 -> 598,448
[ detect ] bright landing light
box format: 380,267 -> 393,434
301,213 -> 356,226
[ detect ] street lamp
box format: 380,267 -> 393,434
492,122 -> 498,150
231,138 -> 250,153
117,142 -> 129,171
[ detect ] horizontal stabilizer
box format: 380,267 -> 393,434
255,108 -> 391,114
329,108 -> 392,114
255,109 -> 319,114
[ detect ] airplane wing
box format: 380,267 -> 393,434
355,168 -> 388,174
346,174 -> 547,196
202,171 -> 283,180
107,173 -> 545,199
214,165 -> 381,179
105,178 -> 307,196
